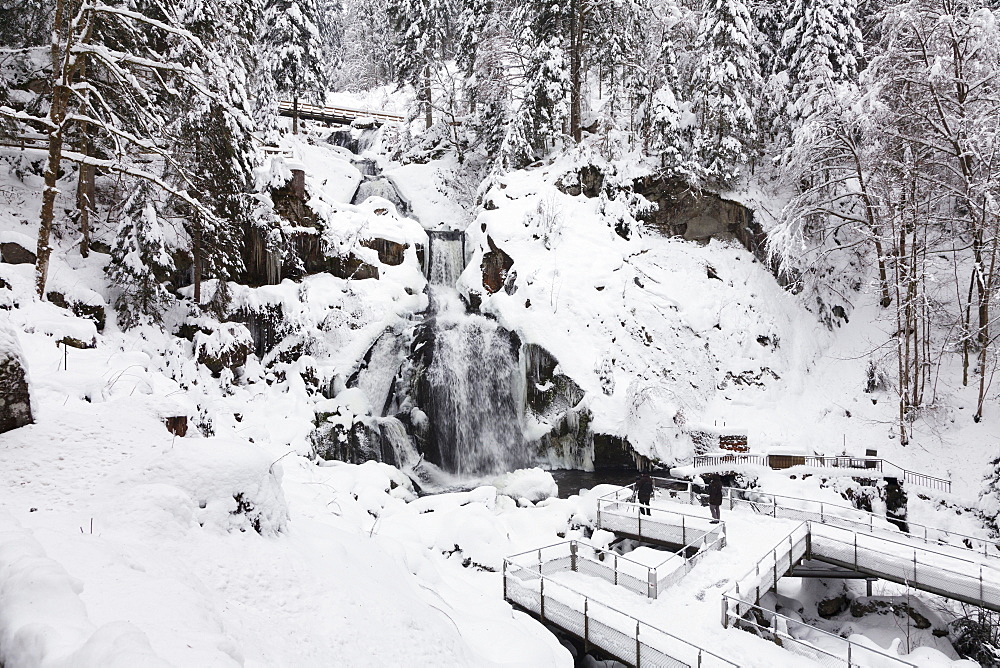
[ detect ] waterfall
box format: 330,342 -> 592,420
415,230 -> 528,476
378,416 -> 420,469
354,331 -> 403,416
352,176 -> 409,216
426,230 -> 465,286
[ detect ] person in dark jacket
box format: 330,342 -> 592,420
635,473 -> 654,515
708,476 -> 723,523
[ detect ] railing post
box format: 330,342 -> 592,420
854,532 -> 858,568
980,566 -> 984,603
820,502 -> 824,523
503,561 -> 507,601
635,622 -> 641,667
729,487 -> 734,511
584,598 -> 589,649
638,506 -> 643,539
648,568 -> 656,599
913,552 -> 917,581
597,500 -> 602,530
540,576 -> 545,619
682,515 -> 686,545
571,541 -> 578,572
806,523 -> 812,559
722,595 -> 728,628
773,549 -> 777,587
614,554 -> 619,586
689,482 -> 694,506
847,641 -> 852,667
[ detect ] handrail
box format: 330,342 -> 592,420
722,594 -> 919,667
689,454 -> 951,492
504,560 -> 739,666
655,476 -> 1000,559
277,100 -> 405,122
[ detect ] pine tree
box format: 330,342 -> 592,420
107,184 -> 174,329
691,0 -> 762,187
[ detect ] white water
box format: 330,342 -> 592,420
378,415 -> 420,469
356,331 -> 402,416
422,231 -> 528,476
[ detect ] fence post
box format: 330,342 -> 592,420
540,576 -> 545,619
648,568 -> 656,599
571,542 -> 577,572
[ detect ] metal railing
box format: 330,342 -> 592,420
689,454 -> 951,492
504,560 -> 739,667
506,530 -> 726,600
809,523 -> 1000,612
656,478 -> 998,558
725,523 -> 810,611
722,595 -> 918,667
597,486 -> 725,548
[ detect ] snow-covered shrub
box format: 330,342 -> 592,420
951,615 -> 1000,666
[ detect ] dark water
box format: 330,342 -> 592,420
549,470 -> 668,498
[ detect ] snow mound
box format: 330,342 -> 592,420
115,438 -> 289,536
492,467 -> 558,503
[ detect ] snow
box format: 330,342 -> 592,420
491,467 -> 558,503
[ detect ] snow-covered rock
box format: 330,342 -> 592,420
0,319 -> 31,433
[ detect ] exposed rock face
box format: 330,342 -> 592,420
232,304 -> 287,358
481,236 -> 513,294
164,416 -> 188,437
850,597 -> 932,630
195,323 -> 254,377
593,434 -> 643,469
633,176 -> 751,242
352,177 -> 409,215
557,165 -> 605,198
0,322 -> 32,434
361,237 -> 408,266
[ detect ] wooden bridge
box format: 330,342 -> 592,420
278,100 -> 404,126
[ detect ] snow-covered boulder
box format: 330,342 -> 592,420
0,320 -> 32,433
195,323 -> 254,377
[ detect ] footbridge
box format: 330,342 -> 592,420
504,480 -> 999,667
278,100 -> 404,126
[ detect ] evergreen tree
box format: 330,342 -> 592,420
691,0 -> 762,187
521,0 -> 571,150
387,0 -> 452,128
107,183 -> 174,328
264,0 -> 327,132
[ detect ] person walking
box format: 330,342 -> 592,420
708,476 -> 723,523
636,472 -> 654,516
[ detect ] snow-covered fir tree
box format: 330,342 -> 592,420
107,184 -> 175,328
690,0 -> 762,187
264,0 -> 327,132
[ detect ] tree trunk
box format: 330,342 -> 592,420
192,224 -> 203,305
569,0 -> 584,143
36,0 -> 72,297
423,64 -> 433,129
293,96 -> 299,135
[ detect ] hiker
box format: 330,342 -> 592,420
708,475 -> 723,523
636,472 -> 654,516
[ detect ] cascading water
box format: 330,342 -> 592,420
419,231 -> 528,476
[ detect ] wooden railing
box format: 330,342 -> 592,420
277,100 -> 404,125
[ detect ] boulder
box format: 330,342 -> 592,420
195,323 -> 254,377
817,593 -> 850,618
481,236 -> 513,294
0,235 -> 36,265
0,322 -> 32,434
46,291 -> 106,332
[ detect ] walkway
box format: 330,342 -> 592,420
504,481 -> 998,666
277,100 -> 404,126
